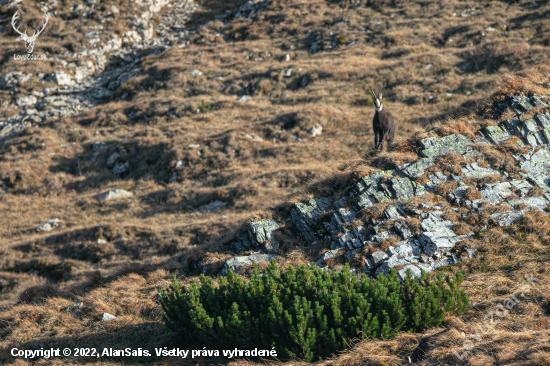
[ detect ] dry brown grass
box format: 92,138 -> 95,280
1,0 -> 550,364
496,66 -> 550,99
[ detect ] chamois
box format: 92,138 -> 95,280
370,87 -> 395,151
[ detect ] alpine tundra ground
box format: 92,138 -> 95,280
0,0 -> 550,364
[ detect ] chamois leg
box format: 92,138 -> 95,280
387,131 -> 395,151
380,130 -> 390,151
374,132 -> 380,150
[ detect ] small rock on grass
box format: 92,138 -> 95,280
95,189 -> 133,201
66,302 -> 83,312
37,219 -> 62,232
308,124 -> 323,137
102,312 -> 117,321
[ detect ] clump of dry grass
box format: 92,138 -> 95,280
453,222 -> 473,236
496,66 -> 550,99
434,180 -> 459,198
433,115 -> 488,139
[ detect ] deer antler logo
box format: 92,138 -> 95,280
11,10 -> 49,54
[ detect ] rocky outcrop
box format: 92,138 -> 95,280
0,0 -> 198,146
225,93 -> 550,279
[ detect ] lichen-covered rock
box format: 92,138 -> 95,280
397,264 -> 423,281
222,254 -> 278,275
461,162 -> 498,179
291,197 -> 332,243
371,250 -> 388,265
480,182 -> 514,205
508,197 -> 548,211
394,221 -> 413,239
398,157 -> 435,178
482,125 -> 512,144
384,204 -> 405,220
419,134 -> 474,158
490,209 -> 529,227
502,117 -> 521,133
520,148 -> 550,177
390,177 -> 424,200
249,219 -> 280,251
508,95 -> 535,114
316,249 -> 343,265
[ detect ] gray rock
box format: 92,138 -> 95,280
419,134 -> 474,158
482,125 -> 512,144
112,161 -> 129,175
375,254 -> 419,277
398,157 -> 435,178
394,238 -> 423,257
510,180 -> 533,197
316,249 -> 343,265
502,117 -> 522,133
239,95 -> 251,102
394,221 -> 413,239
222,254 -> 278,275
490,209 -> 529,227
398,264 -> 423,281
102,313 -> 117,321
308,124 -> 323,137
48,71 -> 73,86
390,177 -> 416,200
371,231 -> 394,244
418,232 -> 455,256
66,302 -> 83,312
384,204 -> 405,220
95,189 -> 133,201
461,162 -> 497,179
106,152 -> 120,167
508,197 -> 548,211
420,212 -> 455,236
371,250 -> 388,265
16,95 -> 37,107
37,219 -> 62,232
480,182 -> 514,205
291,197 -> 332,243
518,119 -> 547,147
175,160 -> 186,170
520,148 -> 550,177
249,219 -> 280,251
0,71 -> 32,89
190,70 -> 203,77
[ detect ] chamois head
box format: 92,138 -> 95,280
370,87 -> 383,112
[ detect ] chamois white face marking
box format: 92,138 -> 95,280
374,99 -> 383,112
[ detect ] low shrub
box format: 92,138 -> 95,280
160,262 -> 470,362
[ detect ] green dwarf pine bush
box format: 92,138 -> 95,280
160,261 -> 471,362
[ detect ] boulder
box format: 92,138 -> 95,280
419,134 -> 474,158
222,254 -> 277,275
248,219 -> 280,251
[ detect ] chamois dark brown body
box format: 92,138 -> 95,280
372,108 -> 395,150
370,88 -> 395,151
